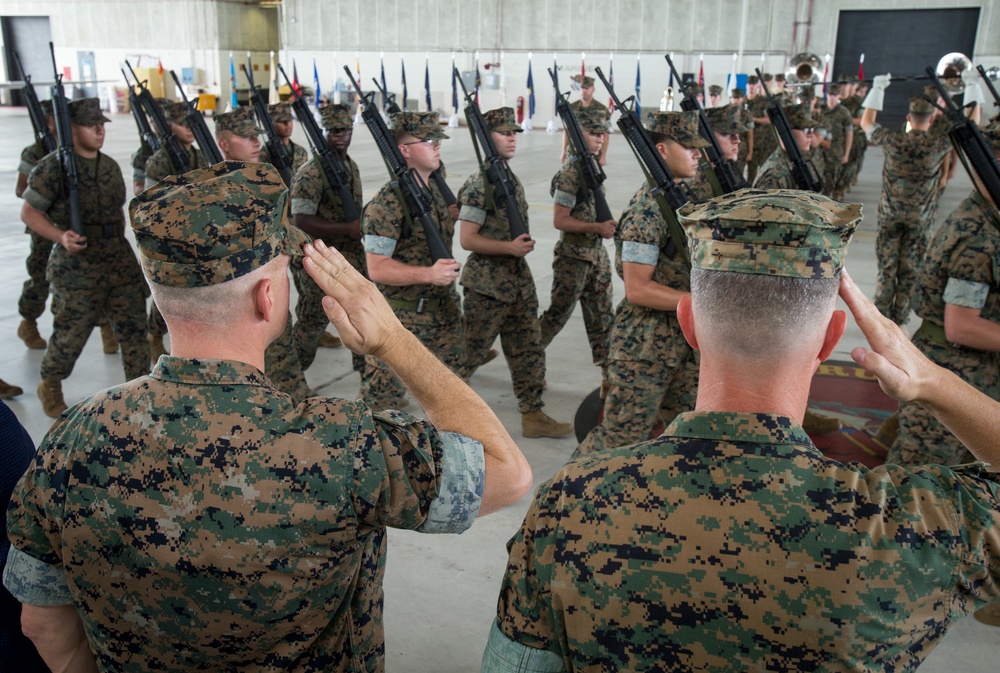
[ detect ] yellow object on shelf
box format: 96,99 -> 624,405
197,93 -> 217,113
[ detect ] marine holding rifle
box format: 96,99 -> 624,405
362,111 -> 465,411
21,98 -> 150,418
455,107 -> 573,439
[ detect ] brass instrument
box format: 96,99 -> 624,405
660,85 -> 674,111
786,52 -> 822,86
935,52 -> 973,94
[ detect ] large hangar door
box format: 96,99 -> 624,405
2,15 -> 53,107
834,8 -> 979,131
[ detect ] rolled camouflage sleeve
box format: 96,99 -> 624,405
482,619 -> 567,673
290,161 -> 322,216
352,408 -> 484,534
3,547 -> 74,606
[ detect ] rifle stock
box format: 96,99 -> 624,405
48,42 -> 83,236
345,66 -> 453,261
277,63 -> 359,222
455,67 -> 529,240
548,68 -> 615,223
15,52 -> 56,154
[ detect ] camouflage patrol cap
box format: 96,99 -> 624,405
390,111 -> 448,140
320,104 -> 352,130
68,98 -> 111,125
762,73 -> 774,82
731,87 -> 745,98
709,84 -> 723,96
679,188 -> 861,279
783,103 -> 818,129
982,120 -> 1000,152
483,107 -> 523,133
690,84 -> 704,96
798,86 -> 816,100
571,74 -> 595,88
575,106 -> 610,133
268,101 -> 293,122
129,161 -> 310,288
746,75 -> 759,85
645,110 -> 710,148
705,104 -> 750,134
163,101 -> 188,125
215,106 -> 263,138
909,97 -> 934,115
40,99 -> 53,116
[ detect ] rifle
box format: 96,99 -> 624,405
927,67 -> 1000,209
169,70 -> 223,164
121,67 -> 160,155
125,60 -> 190,175
344,65 -> 453,261
548,68 -> 615,223
48,43 -> 83,237
595,66 -> 692,263
372,77 -> 457,207
665,54 -> 748,194
242,55 -> 293,186
755,68 -> 823,193
14,51 -> 56,154
277,64 -> 359,222
454,67 -> 529,240
978,65 -> 1000,115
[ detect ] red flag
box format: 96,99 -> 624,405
292,60 -> 301,94
698,54 -> 704,88
857,53 -> 864,80
822,57 -> 829,95
581,53 -> 586,79
157,58 -> 164,76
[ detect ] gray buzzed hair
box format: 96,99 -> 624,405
150,256 -> 282,326
690,268 -> 839,358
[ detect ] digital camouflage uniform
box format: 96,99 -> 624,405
457,108 -> 545,413
5,162 -> 487,673
841,94 -> 868,191
143,101 -> 210,346
889,189 -> 1000,466
23,99 -> 149,384
753,104 -> 820,191
539,107 -> 614,366
362,112 -> 463,410
746,95 -> 776,184
486,412 -> 1000,673
682,104 -> 753,202
17,139 -> 53,322
868,100 -> 953,325
485,189 -> 1000,673
816,98 -> 854,196
289,105 -> 364,377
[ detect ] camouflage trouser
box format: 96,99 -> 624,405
462,289 -> 544,413
539,252 -> 613,366
574,351 -> 699,458
264,314 -> 310,403
148,302 -> 168,339
822,158 -> 842,197
887,331 -> 998,466
41,280 -> 150,383
18,231 -> 52,321
364,317 -> 466,411
874,217 -> 932,325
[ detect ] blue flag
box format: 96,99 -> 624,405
526,60 -> 535,117
401,59 -> 408,110
635,57 -> 641,118
380,57 -> 387,106
451,59 -> 458,112
229,53 -> 238,109
424,57 -> 432,111
312,57 -> 320,108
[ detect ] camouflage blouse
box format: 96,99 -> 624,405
490,410 -> 1000,673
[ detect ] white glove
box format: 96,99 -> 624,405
863,74 -> 891,111
963,82 -> 985,108
961,68 -> 979,87
872,74 -> 892,91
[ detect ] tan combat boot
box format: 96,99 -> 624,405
149,334 -> 168,363
0,379 -> 24,400
17,319 -> 46,349
100,323 -> 119,354
38,379 -> 67,418
802,408 -> 842,435
522,410 -> 573,439
318,331 -> 343,348
974,601 -> 1000,627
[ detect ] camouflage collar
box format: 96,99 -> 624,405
664,411 -> 815,448
971,189 -> 1000,229
152,356 -> 270,387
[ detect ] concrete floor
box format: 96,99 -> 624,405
0,106 -> 996,669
